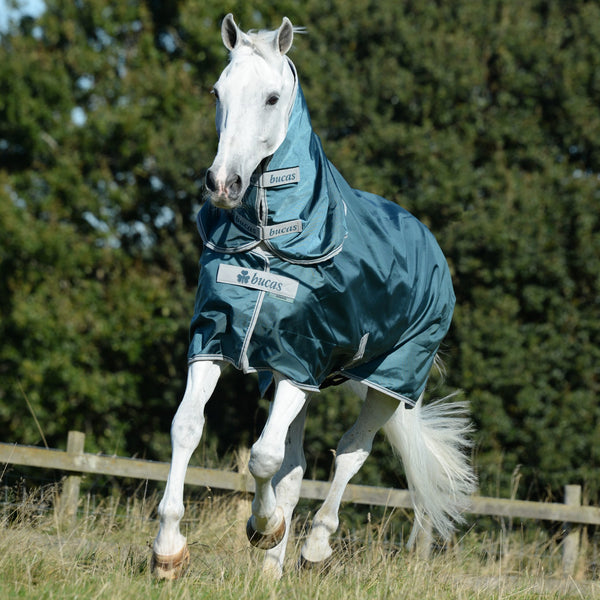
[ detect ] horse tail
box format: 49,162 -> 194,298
382,392 -> 477,546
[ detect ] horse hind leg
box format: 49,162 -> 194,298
382,393 -> 477,546
300,387 -> 398,567
152,360 -> 223,580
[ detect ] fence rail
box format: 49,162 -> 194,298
1,431 -> 598,574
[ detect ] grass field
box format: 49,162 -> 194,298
0,485 -> 598,599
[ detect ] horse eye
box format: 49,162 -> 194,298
266,95 -> 280,106
212,88 -> 220,101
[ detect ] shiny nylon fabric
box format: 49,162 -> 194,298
197,84 -> 347,264
189,81 -> 455,404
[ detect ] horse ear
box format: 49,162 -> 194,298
221,13 -> 240,51
276,17 -> 294,55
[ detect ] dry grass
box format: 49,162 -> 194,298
0,485 -> 598,599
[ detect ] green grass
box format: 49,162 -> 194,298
0,485 -> 597,599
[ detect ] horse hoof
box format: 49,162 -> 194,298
246,513 -> 286,549
151,544 -> 190,580
298,554 -> 332,572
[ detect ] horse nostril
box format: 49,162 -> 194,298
205,170 -> 217,192
227,174 -> 242,197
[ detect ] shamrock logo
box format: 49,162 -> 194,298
237,270 -> 250,284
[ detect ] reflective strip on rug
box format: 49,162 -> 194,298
217,264 -> 299,300
258,166 -> 300,188
232,211 -> 303,240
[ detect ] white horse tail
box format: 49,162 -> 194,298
382,393 -> 477,545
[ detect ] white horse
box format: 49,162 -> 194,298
152,15 -> 476,579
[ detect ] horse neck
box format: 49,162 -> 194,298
267,79 -> 316,172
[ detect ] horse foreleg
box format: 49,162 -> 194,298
246,376 -> 308,552
300,388 -> 398,566
152,360 -> 223,579
261,401 -> 309,578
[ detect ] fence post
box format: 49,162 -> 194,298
416,517 -> 433,560
59,431 -> 85,524
562,484 -> 581,577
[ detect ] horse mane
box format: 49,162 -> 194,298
232,26 -> 306,62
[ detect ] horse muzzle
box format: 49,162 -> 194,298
205,169 -> 245,209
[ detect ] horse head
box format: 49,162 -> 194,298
205,14 -> 298,209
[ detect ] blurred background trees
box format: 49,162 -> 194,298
1,0 -> 598,502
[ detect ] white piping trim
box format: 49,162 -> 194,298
237,250 -> 271,369
339,372 -> 417,407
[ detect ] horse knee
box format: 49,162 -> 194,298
171,414 -> 204,450
249,442 -> 284,481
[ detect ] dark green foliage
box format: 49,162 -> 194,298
1,0 -> 598,502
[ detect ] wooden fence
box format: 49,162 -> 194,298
2,431 -> 599,575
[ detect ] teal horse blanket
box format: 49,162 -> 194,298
188,81 -> 455,405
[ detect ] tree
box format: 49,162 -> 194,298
1,0 -> 598,503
